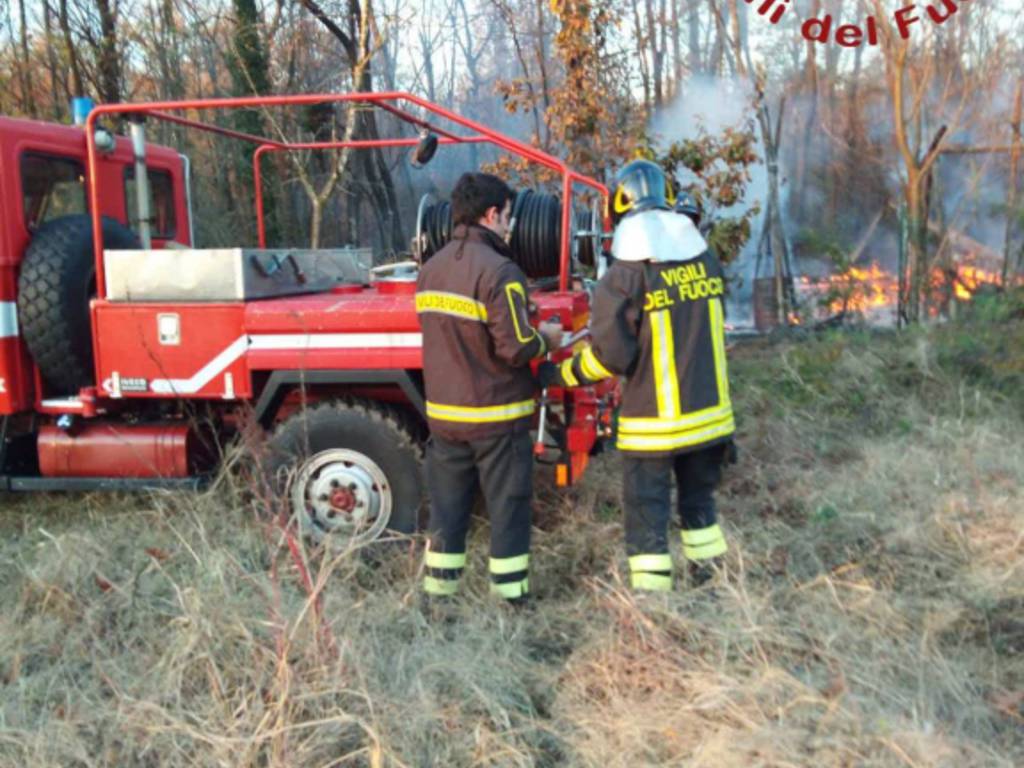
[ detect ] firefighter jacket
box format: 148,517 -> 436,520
549,247 -> 734,457
416,224 -> 547,441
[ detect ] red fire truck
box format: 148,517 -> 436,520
0,92 -> 615,544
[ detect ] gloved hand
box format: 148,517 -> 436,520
536,360 -> 560,389
537,320 -> 563,351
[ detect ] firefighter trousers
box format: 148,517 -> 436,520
621,442 -> 730,591
423,429 -> 533,599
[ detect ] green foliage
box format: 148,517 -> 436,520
796,227 -> 857,315
933,287 -> 1024,412
228,0 -> 271,101
733,289 -> 1024,441
227,0 -> 277,241
705,216 -> 751,264
813,503 -> 839,524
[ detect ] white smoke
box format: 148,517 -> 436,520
649,75 -> 770,326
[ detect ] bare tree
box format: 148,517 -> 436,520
17,0 -> 33,114
707,0 -> 797,323
295,0 -> 403,251
864,0 -> 1001,321
490,0 -> 545,145
93,0 -> 122,103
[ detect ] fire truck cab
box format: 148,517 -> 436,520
0,93 -> 615,545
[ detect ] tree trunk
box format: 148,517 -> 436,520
904,177 -> 926,323
17,0 -> 34,115
157,0 -> 186,101
633,1 -> 650,110
42,1 -> 66,120
670,0 -> 681,94
644,0 -> 664,107
688,2 -> 701,75
309,0 -> 403,250
94,0 -> 122,104
1004,81 -> 1023,284
793,0 -> 820,222
762,110 -> 794,325
58,0 -> 85,98
230,0 -> 276,242
534,0 -> 552,147
310,199 -> 323,249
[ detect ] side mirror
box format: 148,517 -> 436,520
411,130 -> 438,168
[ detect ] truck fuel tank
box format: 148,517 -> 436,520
38,422 -> 192,478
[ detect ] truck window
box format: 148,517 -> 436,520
125,167 -> 177,239
21,154 -> 87,231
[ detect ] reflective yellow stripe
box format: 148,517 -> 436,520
426,399 -> 536,423
682,539 -> 727,560
650,310 -> 680,418
681,524 -> 727,560
682,525 -> 724,547
579,346 -> 613,380
709,298 -> 731,407
616,415 -> 735,452
560,358 -> 579,387
489,553 -> 529,575
425,549 -> 467,570
416,291 -> 489,322
423,576 -> 460,596
491,578 -> 529,599
534,332 -> 547,359
505,282 -> 539,344
628,553 -> 673,573
630,572 -> 673,591
618,403 -> 733,434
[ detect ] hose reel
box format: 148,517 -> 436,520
574,197 -> 603,268
415,189 -> 604,279
414,194 -> 453,263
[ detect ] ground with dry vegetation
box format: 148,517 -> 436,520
1,294 -> 1022,767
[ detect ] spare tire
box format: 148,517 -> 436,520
18,214 -> 138,394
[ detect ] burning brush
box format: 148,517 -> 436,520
797,261 -> 1007,324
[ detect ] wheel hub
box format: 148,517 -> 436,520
329,486 -> 357,513
290,449 -> 392,543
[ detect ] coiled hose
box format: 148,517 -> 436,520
417,190 -> 595,277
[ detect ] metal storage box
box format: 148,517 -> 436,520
104,247 -> 374,302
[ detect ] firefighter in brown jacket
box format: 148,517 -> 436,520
416,172 -> 560,601
540,160 -> 734,591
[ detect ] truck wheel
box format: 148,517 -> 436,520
18,214 -> 138,394
263,400 -> 425,544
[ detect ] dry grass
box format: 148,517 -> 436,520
1,317 -> 1022,767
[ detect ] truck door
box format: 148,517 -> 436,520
0,152 -> 90,413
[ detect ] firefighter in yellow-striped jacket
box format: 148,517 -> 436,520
540,160 -> 735,591
416,172 -> 561,602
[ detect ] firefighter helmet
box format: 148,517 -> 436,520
611,159 -> 673,223
674,191 -> 702,227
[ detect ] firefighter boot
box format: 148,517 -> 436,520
622,455 -> 675,592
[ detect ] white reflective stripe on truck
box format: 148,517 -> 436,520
147,332 -> 424,395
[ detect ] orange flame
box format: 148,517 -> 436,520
797,261 -> 1004,320
952,265 -> 1002,300
799,262 -> 898,316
